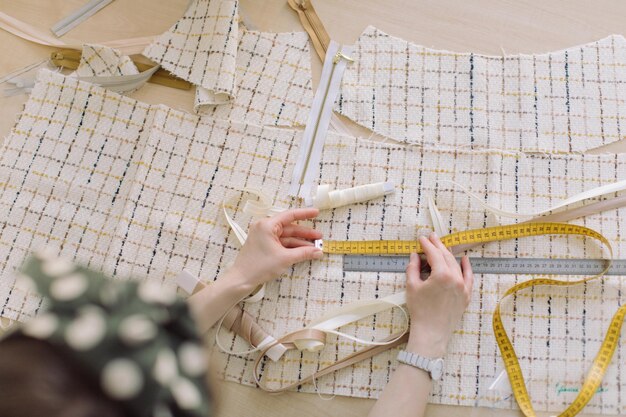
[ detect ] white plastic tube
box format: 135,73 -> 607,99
306,182 -> 395,210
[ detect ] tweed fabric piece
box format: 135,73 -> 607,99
1,71 -> 625,414
336,26 -> 626,153
75,44 -> 139,77
195,30 -> 313,127
143,0 -> 239,104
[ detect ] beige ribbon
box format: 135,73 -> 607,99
290,291 -> 408,352
221,188 -> 290,303
254,330 -> 409,393
0,11 -> 153,55
444,178 -> 626,219
428,195 -> 447,236
180,274 -> 288,362
450,195 -> 626,254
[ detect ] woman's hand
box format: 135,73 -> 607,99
368,233 -> 474,417
229,208 -> 323,289
405,233 -> 474,358
190,208 -> 322,332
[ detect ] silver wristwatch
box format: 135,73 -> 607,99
397,350 -> 444,381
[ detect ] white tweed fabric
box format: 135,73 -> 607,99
0,70 -> 625,414
143,0 -> 239,104
336,26 -> 626,153
143,0 -> 313,126
195,29 -> 313,127
75,44 -> 139,77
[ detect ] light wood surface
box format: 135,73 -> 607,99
1,1 -> 625,416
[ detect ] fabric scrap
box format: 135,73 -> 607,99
336,26 -> 626,153
75,43 -> 139,77
143,0 -> 239,104
195,29 -> 313,127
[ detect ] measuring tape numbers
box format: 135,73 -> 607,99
316,222 -> 607,255
317,221 -> 623,417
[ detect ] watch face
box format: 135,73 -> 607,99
431,358 -> 444,381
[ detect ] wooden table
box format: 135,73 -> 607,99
1,1 -> 624,416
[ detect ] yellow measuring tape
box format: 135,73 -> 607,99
320,222 -> 624,417
319,222 -> 607,255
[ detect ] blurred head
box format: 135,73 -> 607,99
0,335 -> 126,417
0,253 -> 214,417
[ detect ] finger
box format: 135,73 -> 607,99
285,245 -> 324,264
281,224 -> 323,240
419,236 -> 447,273
461,256 -> 475,292
405,253 -> 422,288
279,237 -> 315,248
430,233 -> 461,273
273,208 -> 320,227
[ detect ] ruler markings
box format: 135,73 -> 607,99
343,256 -> 626,275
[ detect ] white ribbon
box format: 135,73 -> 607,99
221,188 -> 289,304
293,291 -> 409,352
0,11 -> 153,55
221,188 -> 287,245
428,195 -> 447,236
444,178 -> 626,219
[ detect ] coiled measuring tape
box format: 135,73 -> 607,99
316,222 -> 624,417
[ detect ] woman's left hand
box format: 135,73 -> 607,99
229,208 -> 323,289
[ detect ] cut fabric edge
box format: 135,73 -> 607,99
192,28 -> 315,121
355,25 -> 626,61
141,0 -> 239,100
334,25 -> 626,152
74,43 -> 140,77
195,86 -> 232,108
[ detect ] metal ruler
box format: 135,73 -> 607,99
343,256 -> 626,275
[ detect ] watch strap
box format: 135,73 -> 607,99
397,350 -> 443,381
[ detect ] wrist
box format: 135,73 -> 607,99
218,266 -> 257,297
407,326 -> 449,358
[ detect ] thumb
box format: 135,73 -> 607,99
405,253 -> 422,289
286,246 -> 324,265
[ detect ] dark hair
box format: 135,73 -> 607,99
0,335 -> 126,417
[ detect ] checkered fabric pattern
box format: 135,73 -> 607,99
75,44 -> 139,77
336,26 -> 626,153
195,30 -> 313,127
143,0 -> 239,103
143,0 -> 312,126
1,70 -> 625,414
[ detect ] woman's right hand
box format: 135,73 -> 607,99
404,233 -> 474,358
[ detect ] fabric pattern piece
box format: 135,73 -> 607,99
195,30 -> 313,127
7,254 -> 212,417
1,71 -> 625,415
336,26 -> 626,153
143,0 -> 239,104
75,44 -> 139,77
